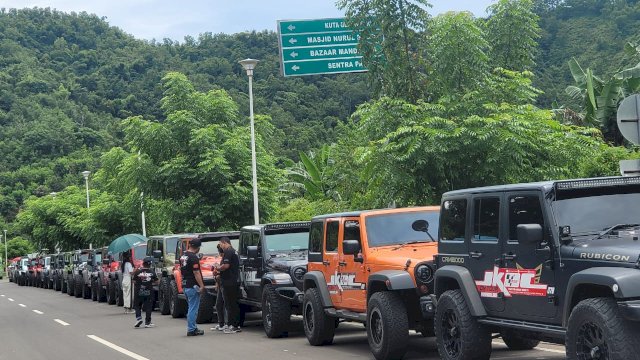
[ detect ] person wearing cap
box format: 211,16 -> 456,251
180,238 -> 205,336
132,256 -> 158,328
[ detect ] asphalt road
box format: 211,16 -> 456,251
0,279 -> 567,360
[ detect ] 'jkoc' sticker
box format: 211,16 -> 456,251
475,266 -> 547,298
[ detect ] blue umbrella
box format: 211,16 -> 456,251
108,234 -> 147,254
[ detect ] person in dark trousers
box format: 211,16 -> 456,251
180,239 -> 205,336
211,243 -> 227,331
132,257 -> 158,328
217,237 -> 241,334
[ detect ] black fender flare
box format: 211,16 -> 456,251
434,265 -> 487,317
367,270 -> 415,293
303,271 -> 333,308
563,267 -> 640,326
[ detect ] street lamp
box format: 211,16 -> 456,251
3,229 -> 7,278
81,171 -> 91,249
239,58 -> 260,225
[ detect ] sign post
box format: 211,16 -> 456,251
277,18 -> 366,77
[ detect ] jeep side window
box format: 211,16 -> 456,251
240,232 -> 251,256
326,221 -> 339,252
440,199 -> 467,241
473,198 -> 500,241
309,222 -> 324,253
509,195 -> 544,241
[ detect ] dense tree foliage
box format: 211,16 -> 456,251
3,4 -> 640,252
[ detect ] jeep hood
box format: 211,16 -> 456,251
368,243 -> 438,267
266,256 -> 307,273
199,254 -> 223,273
568,236 -> 640,264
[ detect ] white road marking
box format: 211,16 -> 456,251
1,294 -> 5,297
8,298 -> 14,301
18,303 -> 26,307
32,310 -> 43,315
54,319 -> 70,326
87,335 -> 149,360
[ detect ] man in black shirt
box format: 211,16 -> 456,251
217,237 -> 241,334
132,257 -> 158,328
179,239 -> 205,336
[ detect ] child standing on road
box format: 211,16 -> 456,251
132,257 -> 158,328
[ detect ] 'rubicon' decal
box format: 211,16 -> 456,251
475,266 -> 547,298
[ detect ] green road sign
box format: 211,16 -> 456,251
277,17 -> 366,77
283,58 -> 365,77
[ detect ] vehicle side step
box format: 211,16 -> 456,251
325,308 -> 367,323
479,317 -> 566,337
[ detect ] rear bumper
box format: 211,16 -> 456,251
618,300 -> 640,321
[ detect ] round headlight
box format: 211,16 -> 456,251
415,264 -> 433,284
293,267 -> 306,282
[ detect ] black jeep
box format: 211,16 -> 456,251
238,222 -> 310,338
433,176 -> 640,360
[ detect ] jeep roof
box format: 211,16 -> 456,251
312,206 -> 438,220
241,222 -> 310,232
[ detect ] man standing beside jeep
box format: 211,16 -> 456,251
218,237 -> 240,334
180,239 -> 205,336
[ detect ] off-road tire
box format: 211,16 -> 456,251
74,275 -> 83,298
107,280 -> 116,305
97,280 -> 106,302
435,290 -> 492,360
91,278 -> 98,301
367,292 -> 409,360
502,332 -> 540,350
303,288 -> 335,346
61,277 -> 68,293
158,278 -> 171,315
83,279 -> 91,299
67,277 -> 75,296
196,291 -> 215,323
116,284 -> 124,306
262,284 -> 292,338
170,279 -> 186,318
566,297 -> 640,360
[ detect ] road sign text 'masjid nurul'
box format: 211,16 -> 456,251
278,18 -> 367,77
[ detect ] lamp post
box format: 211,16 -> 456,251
239,58 -> 260,225
81,171 -> 91,249
3,229 -> 7,278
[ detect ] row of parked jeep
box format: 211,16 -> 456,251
8,175 -> 640,360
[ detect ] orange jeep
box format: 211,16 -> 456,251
303,207 -> 440,360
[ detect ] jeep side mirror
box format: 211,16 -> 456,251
153,250 -> 162,259
517,224 -> 543,245
247,246 -> 259,260
412,220 -> 430,233
343,240 -> 361,256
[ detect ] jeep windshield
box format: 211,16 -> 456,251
366,210 -> 440,247
265,231 -> 309,255
133,245 -> 147,260
79,254 -> 89,262
552,182 -> 640,236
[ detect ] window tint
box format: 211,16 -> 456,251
509,195 -> 544,240
440,200 -> 467,241
344,220 -> 360,241
309,222 -> 324,253
325,221 -> 339,252
239,232 -> 252,256
473,198 -> 500,241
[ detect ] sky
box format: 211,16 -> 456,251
1,0 -> 494,41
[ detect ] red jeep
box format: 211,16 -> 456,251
168,232 -> 239,323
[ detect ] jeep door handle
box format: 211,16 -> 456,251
503,253 -> 517,261
322,261 -> 330,266
338,261 -> 347,266
469,251 -> 483,259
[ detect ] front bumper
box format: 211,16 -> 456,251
618,299 -> 640,321
275,286 -> 304,305
419,294 -> 437,319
